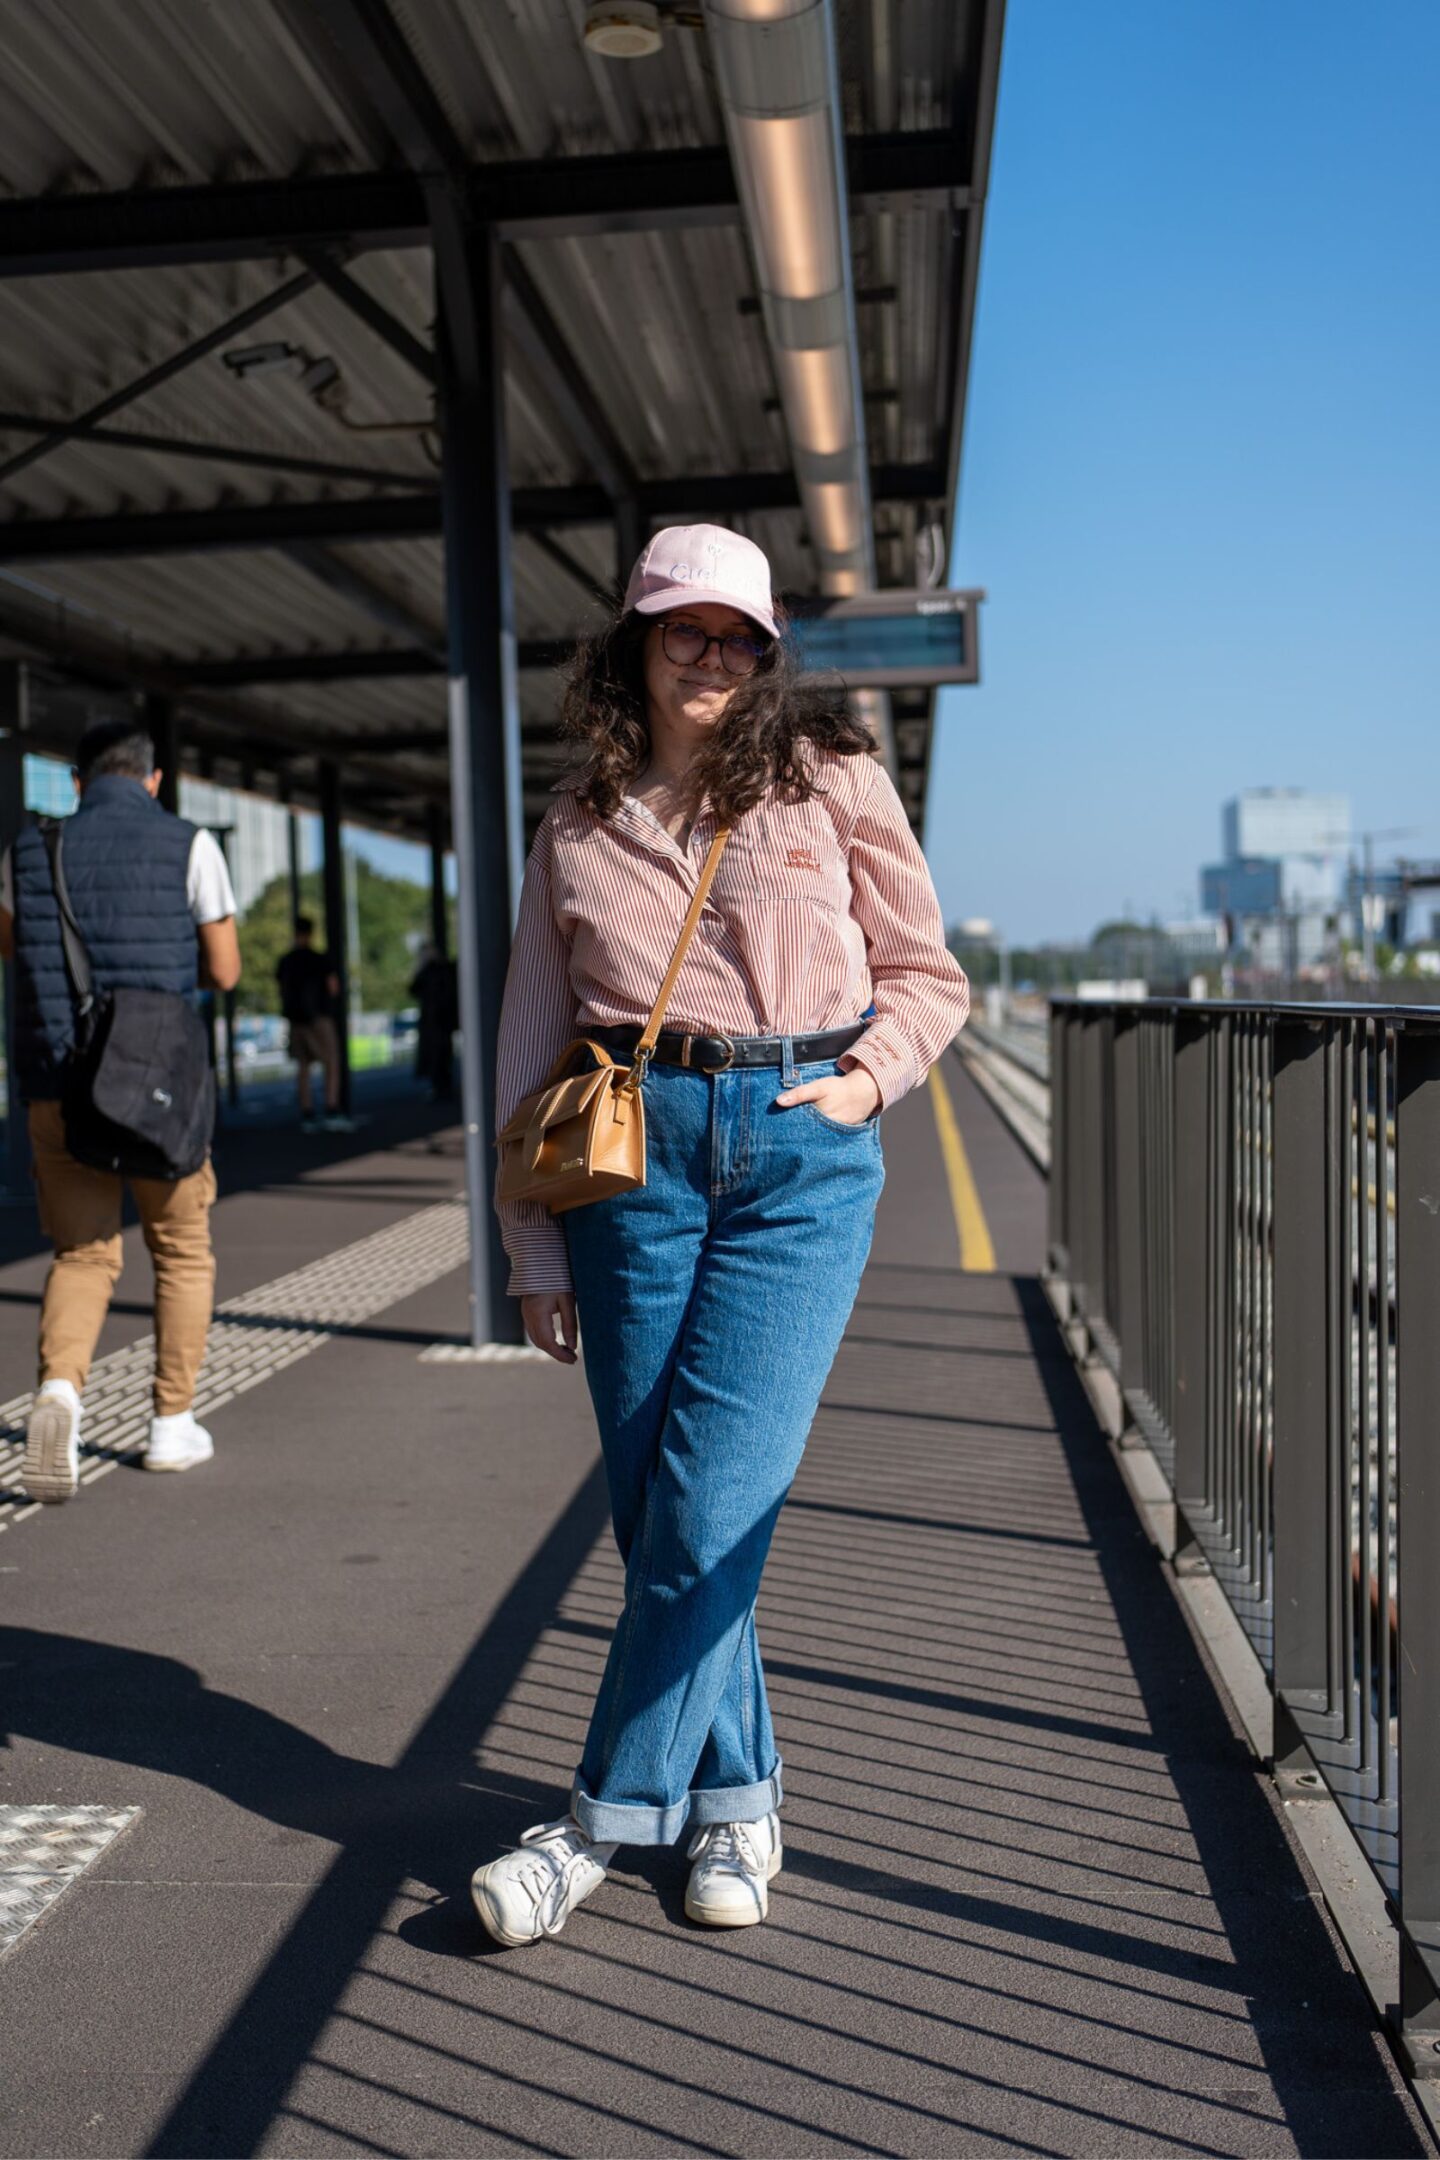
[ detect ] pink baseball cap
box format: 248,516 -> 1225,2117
623,524 -> 779,641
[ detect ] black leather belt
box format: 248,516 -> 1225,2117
592,1022 -> 866,1074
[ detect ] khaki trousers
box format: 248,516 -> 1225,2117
28,1100 -> 217,1416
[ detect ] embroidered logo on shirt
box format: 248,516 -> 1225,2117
784,845 -> 822,871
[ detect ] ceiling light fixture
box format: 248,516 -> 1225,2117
583,3 -> 663,56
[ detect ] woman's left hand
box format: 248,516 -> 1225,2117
776,1066 -> 882,1126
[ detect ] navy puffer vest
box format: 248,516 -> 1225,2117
10,775 -> 198,1104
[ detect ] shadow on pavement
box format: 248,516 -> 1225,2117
0,1458 -> 611,2159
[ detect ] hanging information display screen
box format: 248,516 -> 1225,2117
786,589 -> 983,689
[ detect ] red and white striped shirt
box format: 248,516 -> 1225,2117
495,751 -> 969,1293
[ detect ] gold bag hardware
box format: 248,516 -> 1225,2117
497,826 -> 731,1216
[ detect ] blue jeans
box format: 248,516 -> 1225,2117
563,1048 -> 885,1844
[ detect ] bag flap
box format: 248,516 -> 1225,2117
498,1065 -> 613,1148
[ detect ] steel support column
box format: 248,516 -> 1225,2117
434,211 -> 522,1345
144,692 -> 179,813
1396,1021 -> 1440,2057
615,498 -> 645,597
427,801 -> 449,958
319,761 -> 352,1117
0,665 -> 29,1194
287,810 -> 303,931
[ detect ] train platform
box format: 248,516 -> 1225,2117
0,1059 -> 1427,2157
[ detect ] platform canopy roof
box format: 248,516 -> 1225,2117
0,0 -> 1003,842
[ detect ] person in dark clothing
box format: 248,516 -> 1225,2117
409,944 -> 458,1102
0,717 -> 242,1501
276,917 -> 350,1133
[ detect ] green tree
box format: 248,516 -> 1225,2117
235,857 -> 455,1017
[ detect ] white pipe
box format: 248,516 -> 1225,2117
704,0 -> 875,597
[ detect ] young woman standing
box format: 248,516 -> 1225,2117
472,526 -> 968,1945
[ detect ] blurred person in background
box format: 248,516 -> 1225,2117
409,942 -> 458,1102
0,717 -> 240,1499
276,914 -> 352,1134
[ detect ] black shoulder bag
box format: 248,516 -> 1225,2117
42,820 -> 215,1180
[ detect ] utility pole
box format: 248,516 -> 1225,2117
1352,828 -> 1417,982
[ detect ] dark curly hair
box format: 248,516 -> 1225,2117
558,601 -> 876,825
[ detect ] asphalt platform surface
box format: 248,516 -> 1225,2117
0,1058 -> 1427,2156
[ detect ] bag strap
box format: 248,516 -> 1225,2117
40,819 -> 96,1022
622,826 -> 731,1094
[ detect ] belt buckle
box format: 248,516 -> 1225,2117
698,1032 -> 736,1074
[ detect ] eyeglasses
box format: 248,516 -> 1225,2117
660,620 -> 769,677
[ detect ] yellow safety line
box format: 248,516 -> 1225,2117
928,1063 -> 995,1273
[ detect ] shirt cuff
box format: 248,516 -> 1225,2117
504,1219 -> 574,1299
838,1022 -> 920,1108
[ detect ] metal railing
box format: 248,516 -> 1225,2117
1048,995 -> 1440,2072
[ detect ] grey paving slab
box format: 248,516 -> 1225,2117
0,1081 -> 1428,2155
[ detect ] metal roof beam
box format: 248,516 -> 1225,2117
0,134 -> 964,278
502,253 -> 636,505
302,0 -> 467,189
526,529 -> 613,610
0,266 -> 317,488
0,462 -> 943,561
298,250 -> 437,385
0,410 -> 433,490
279,542 -> 445,658
176,639 -> 566,686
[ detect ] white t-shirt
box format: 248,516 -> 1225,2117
0,827 -> 237,926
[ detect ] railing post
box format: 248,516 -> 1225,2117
1048,1003 -> 1067,1273
1395,1019 -> 1440,2061
1113,1013 -> 1143,1395
1270,1015 -> 1333,1770
1172,1011 -> 1211,1544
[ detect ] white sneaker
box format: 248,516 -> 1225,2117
685,1812 -> 783,1928
22,1379 -> 81,1504
471,1817 -> 616,1947
144,1410 -> 215,1474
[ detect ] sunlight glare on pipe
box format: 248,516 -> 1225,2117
773,345 -> 852,456
807,482 -> 862,556
729,112 -> 840,300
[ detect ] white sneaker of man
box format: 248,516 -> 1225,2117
471,1817 -> 616,1947
22,1378 -> 81,1504
144,1409 -> 215,1474
685,1812 -> 783,1928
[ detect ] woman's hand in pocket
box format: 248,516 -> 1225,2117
521,1292 -> 578,1364
776,1066 -> 881,1126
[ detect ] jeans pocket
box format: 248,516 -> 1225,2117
801,1102 -> 881,1136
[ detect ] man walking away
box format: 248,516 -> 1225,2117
0,717 -> 241,1501
276,916 -> 351,1133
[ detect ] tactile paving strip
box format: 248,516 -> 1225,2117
0,1199 -> 470,1531
417,1342 -> 549,1363
0,1805 -> 140,1958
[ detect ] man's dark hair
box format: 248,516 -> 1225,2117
293,915 -> 315,939
74,718 -> 157,783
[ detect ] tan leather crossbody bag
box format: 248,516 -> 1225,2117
497,828 -> 731,1216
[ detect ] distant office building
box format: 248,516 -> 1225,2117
1222,789 -> 1349,863
178,778 -> 309,918
1201,788 -> 1350,969
1200,858 -> 1282,919
22,752 -> 311,919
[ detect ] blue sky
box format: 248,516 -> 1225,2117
927,0 -> 1440,944
351,3 -> 1439,943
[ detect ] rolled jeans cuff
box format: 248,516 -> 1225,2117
570,1762 -> 784,1847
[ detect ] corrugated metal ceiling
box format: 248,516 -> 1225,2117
0,0 -> 991,837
